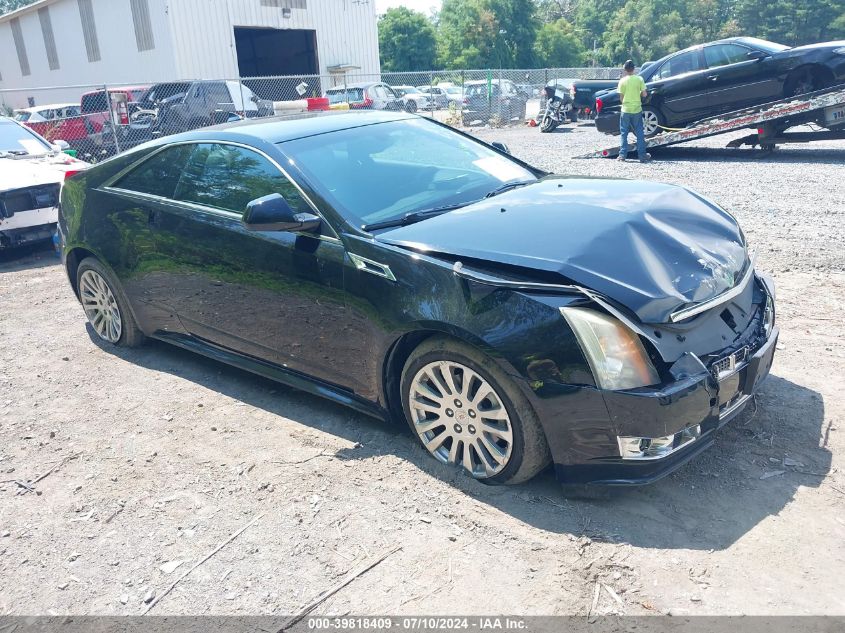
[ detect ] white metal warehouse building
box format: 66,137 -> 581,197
0,0 -> 380,108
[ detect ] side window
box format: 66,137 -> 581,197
207,83 -> 233,106
114,145 -> 195,198
705,44 -> 750,68
655,51 -> 703,80
173,143 -> 311,215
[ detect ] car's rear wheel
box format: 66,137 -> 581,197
76,257 -> 145,347
401,337 -> 550,484
642,107 -> 662,137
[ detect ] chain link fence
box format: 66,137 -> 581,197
0,67 -> 620,162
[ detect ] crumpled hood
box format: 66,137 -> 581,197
0,153 -> 85,192
378,178 -> 748,323
786,40 -> 845,52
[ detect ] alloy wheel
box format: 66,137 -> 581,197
408,360 -> 514,478
643,110 -> 660,136
79,269 -> 123,343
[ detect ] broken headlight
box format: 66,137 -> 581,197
560,307 -> 660,391
763,294 -> 775,338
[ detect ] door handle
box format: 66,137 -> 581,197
708,75 -> 719,82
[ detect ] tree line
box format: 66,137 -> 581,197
379,0 -> 845,71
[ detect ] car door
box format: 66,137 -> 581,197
138,141 -> 358,388
704,43 -> 783,113
648,50 -> 711,125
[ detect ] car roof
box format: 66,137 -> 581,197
17,103 -> 77,112
326,82 -> 380,90
152,111 -> 417,146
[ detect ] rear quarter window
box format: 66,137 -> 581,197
113,145 -> 195,198
81,92 -> 109,113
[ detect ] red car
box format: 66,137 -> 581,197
14,103 -> 88,151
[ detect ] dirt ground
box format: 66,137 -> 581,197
1,123 -> 843,617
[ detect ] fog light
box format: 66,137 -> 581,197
617,425 -> 701,460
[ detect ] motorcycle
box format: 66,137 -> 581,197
539,82 -> 575,133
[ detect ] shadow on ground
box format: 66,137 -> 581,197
90,329 -> 830,553
0,241 -> 59,272
651,145 -> 845,165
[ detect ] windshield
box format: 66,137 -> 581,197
0,121 -> 52,155
326,88 -> 364,105
465,83 -> 497,97
741,37 -> 789,53
142,83 -> 191,104
281,118 -> 536,229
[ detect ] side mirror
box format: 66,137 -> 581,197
490,141 -> 510,155
52,140 -> 70,151
747,50 -> 767,61
242,193 -> 321,232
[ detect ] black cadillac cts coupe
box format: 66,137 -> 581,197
59,112 -> 778,485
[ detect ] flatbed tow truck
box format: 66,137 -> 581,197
576,83 -> 845,159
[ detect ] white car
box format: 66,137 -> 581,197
13,103 -> 81,123
391,86 -> 431,113
0,117 -> 87,249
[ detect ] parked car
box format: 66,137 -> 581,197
14,103 -> 80,124
416,85 -> 449,109
325,82 -> 404,111
444,86 -> 464,105
59,111 -> 777,485
567,78 -> 619,117
1,117 -> 86,249
461,79 -> 528,126
596,36 -> 845,137
14,103 -> 88,151
134,80 -> 273,134
391,86 -> 431,113
80,86 -> 148,133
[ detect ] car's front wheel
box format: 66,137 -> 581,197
76,257 -> 145,347
401,337 -> 550,484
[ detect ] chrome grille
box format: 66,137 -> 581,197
712,346 -> 749,379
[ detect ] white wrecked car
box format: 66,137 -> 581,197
0,116 -> 87,249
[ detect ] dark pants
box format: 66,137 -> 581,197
620,111 -> 647,159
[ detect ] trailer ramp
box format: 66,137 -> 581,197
576,84 -> 845,159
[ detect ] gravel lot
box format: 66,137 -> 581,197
1,121 -> 844,617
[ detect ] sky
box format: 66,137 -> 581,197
374,0 -> 443,16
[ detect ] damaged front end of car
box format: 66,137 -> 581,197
452,256 -> 778,485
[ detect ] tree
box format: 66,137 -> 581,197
0,0 -> 35,14
733,0 -> 845,44
437,0 -> 501,68
533,18 -> 586,67
486,0 -> 539,67
378,7 -> 437,72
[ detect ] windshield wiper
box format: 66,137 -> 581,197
0,150 -> 30,158
362,202 -> 469,232
484,180 -> 533,199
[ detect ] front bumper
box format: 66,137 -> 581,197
545,326 -> 779,485
595,110 -> 621,135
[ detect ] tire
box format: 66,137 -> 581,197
405,100 -> 418,113
76,257 -> 145,348
539,116 -> 558,133
400,336 -> 551,485
642,107 -> 662,137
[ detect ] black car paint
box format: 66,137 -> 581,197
595,37 -> 845,134
59,112 -> 776,485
